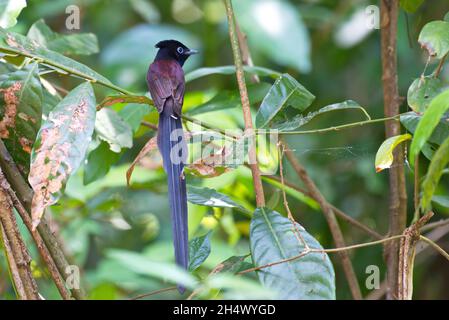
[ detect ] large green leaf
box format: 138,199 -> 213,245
409,89 -> 449,166
421,136 -> 449,211
118,103 -> 151,133
27,19 -> 99,56
401,111 -> 449,147
250,207 -> 335,300
375,134 -> 412,172
29,82 -> 96,228
0,28 -> 112,85
0,0 -> 26,28
0,63 -> 42,176
273,100 -> 369,131
106,249 -> 197,289
95,108 -> 133,153
187,185 -> 242,209
407,77 -> 446,114
400,0 -> 425,13
189,232 -> 211,271
83,141 -> 120,185
256,74 -> 315,128
418,20 -> 449,59
234,0 -> 311,73
185,65 -> 281,83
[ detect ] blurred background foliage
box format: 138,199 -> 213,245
1,0 -> 449,299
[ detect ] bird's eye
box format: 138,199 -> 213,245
177,47 -> 184,54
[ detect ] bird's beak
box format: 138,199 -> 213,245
186,49 -> 199,55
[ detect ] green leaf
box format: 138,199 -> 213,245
29,82 -> 96,228
118,103 -> 151,133
0,28 -> 112,85
256,74 -> 315,128
185,65 -> 281,83
445,12 -> 449,22
409,89 -> 449,166
432,195 -> 449,208
250,207 -> 335,300
186,83 -> 271,116
188,232 -> 211,271
401,111 -> 449,147
83,141 -> 121,185
234,0 -> 311,73
407,77 -> 446,113
422,136 -> 449,211
187,185 -> 242,209
212,255 -> 252,274
400,0 -> 425,13
273,100 -> 369,131
95,108 -> 133,153
375,134 -> 412,172
27,19 -> 99,56
106,249 -> 197,289
0,0 -> 26,28
0,63 -> 42,177
418,20 -> 449,59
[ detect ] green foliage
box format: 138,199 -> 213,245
418,20 -> 449,59
95,108 -> 133,153
255,73 -> 315,128
187,185 -> 244,209
27,19 -> 99,56
0,0 -> 26,28
185,65 -> 281,83
422,136 -> 449,211
407,77 -> 446,113
250,208 -> 335,300
189,231 -> 212,271
409,89 -> 449,166
400,0 -> 426,13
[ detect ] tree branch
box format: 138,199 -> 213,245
380,0 -> 407,299
224,0 -> 265,207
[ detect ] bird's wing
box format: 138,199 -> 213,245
147,60 -> 185,115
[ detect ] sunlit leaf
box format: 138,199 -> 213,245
273,100 -> 369,131
418,20 -> 449,59
256,73 -> 315,128
0,0 -> 26,28
422,136 -> 449,211
29,82 -> 96,228
375,134 -> 411,172
0,63 -> 42,177
95,108 -> 133,153
27,19 -> 99,56
107,249 -> 197,289
407,77 -> 446,113
187,185 -> 242,209
185,65 -> 281,83
409,89 -> 449,166
250,207 -> 335,300
189,231 -> 211,271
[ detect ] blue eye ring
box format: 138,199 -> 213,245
177,47 -> 184,54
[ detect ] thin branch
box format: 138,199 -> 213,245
276,115 -> 400,135
434,53 -> 448,78
0,170 -> 71,300
413,155 -> 420,223
130,286 -> 177,300
140,121 -> 158,131
419,235 -> 449,262
282,143 -> 362,299
238,235 -> 405,275
0,139 -> 85,299
380,0 -> 407,300
224,0 -> 265,207
0,185 -> 39,299
421,218 -> 449,232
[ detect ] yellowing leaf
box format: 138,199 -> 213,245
375,134 -> 411,172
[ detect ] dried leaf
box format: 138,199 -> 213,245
126,136 -> 159,186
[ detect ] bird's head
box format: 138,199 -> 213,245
154,39 -> 198,66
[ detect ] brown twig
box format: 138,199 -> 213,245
224,0 -> 265,207
130,286 -> 177,300
0,169 -> 71,299
419,235 -> 449,262
283,144 -> 362,300
380,0 -> 407,299
0,185 -> 39,299
434,53 -> 448,78
0,139 -> 85,299
140,121 -> 158,131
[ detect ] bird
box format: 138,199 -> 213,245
146,40 -> 198,293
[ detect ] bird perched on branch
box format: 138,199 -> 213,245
147,40 -> 198,293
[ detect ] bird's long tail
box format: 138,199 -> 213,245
157,99 -> 188,293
